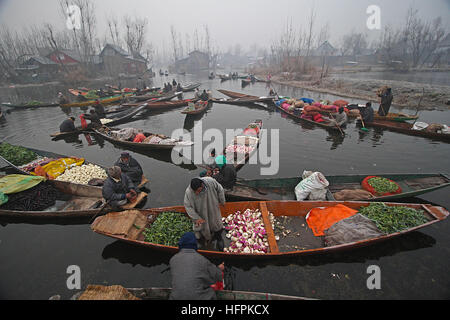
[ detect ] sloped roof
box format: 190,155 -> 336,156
101,43 -> 129,56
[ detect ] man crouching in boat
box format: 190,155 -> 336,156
211,155 -> 236,191
102,166 -> 137,209
114,152 -> 143,186
169,232 -> 224,300
184,177 -> 226,251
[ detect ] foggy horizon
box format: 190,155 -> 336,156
0,0 -> 449,57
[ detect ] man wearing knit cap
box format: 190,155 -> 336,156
212,155 -> 236,190
169,232 -> 224,300
114,152 -> 143,185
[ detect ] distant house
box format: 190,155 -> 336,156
174,50 -> 209,72
15,56 -> 58,74
100,43 -> 147,76
46,49 -> 82,70
314,41 -> 337,56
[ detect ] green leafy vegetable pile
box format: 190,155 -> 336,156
367,177 -> 399,194
25,100 -> 43,106
359,203 -> 428,234
84,90 -> 99,100
143,211 -> 193,246
0,143 -> 38,166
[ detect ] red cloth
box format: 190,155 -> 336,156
133,133 -> 146,143
80,114 -> 88,129
306,204 -> 358,236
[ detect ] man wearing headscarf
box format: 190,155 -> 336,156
212,155 -> 236,190
169,232 -> 224,300
184,177 -> 226,250
114,152 -> 143,185
102,166 -> 137,208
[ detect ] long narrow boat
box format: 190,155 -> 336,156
276,103 -> 342,132
0,145 -> 149,192
181,100 -> 212,115
223,120 -> 263,171
218,89 -> 259,99
91,200 -> 449,259
365,119 -> 450,142
143,98 -> 199,110
1,102 -> 60,109
61,94 -> 133,108
69,285 -> 313,300
0,147 -> 147,220
211,96 -> 274,106
225,173 -> 450,201
50,105 -> 146,139
241,79 -> 251,87
121,93 -> 179,107
181,83 -> 201,92
93,126 -> 194,150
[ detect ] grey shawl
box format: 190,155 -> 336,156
184,177 -> 225,241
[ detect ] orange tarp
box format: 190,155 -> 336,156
306,204 -> 358,236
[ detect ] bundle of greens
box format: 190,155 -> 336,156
359,203 -> 428,234
0,143 -> 38,166
25,100 -> 43,106
367,177 -> 400,194
143,211 -> 193,246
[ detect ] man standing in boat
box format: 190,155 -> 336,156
114,152 -> 143,186
377,86 -> 393,116
184,177 -> 226,251
358,102 -> 375,123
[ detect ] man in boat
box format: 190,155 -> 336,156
358,102 -> 375,123
212,155 -> 236,191
114,152 -> 143,186
200,90 -> 209,101
194,88 -> 200,99
59,116 -> 76,133
377,86 -> 393,116
176,83 -> 182,92
93,100 -> 106,118
83,109 -> 103,128
172,79 -> 177,86
329,107 -> 348,127
102,166 -> 137,209
58,92 -> 70,105
169,232 -> 224,300
184,177 -> 226,251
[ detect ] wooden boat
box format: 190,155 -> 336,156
68,285 -> 313,300
50,105 -> 147,139
241,79 -> 251,87
226,173 -> 450,201
0,147 -> 148,220
1,102 -> 60,109
223,120 -> 263,171
143,98 -> 199,110
61,94 -> 133,108
365,119 -> 450,142
276,103 -> 342,132
208,74 -> 215,79
93,126 -> 194,150
219,74 -> 231,81
211,96 -> 274,106
181,83 -> 201,92
91,200 -> 449,259
121,93 -> 179,107
373,113 -> 419,122
181,100 -> 212,115
218,89 -> 258,99
0,145 -> 149,191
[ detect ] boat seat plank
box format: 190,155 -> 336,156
259,201 -> 279,253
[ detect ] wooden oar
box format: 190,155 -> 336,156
89,199 -> 111,223
359,116 -> 369,132
328,113 -> 345,137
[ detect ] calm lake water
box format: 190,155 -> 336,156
0,73 -> 449,300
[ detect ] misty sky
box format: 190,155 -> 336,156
0,0 -> 449,54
